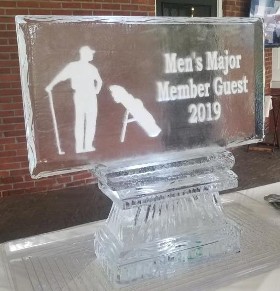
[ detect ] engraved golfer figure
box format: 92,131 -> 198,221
45,46 -> 102,154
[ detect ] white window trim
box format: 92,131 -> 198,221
271,48 -> 280,88
217,0 -> 223,17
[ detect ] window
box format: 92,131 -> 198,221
156,0 -> 222,17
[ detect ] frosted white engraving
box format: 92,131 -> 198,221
45,46 -> 102,154
110,85 -> 161,142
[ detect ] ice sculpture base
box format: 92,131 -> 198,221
93,148 -> 240,286
95,209 -> 240,284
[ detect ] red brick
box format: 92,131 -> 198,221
0,53 -> 11,60
0,60 -> 19,68
1,176 -> 23,183
0,137 -> 16,144
51,10 -> 72,15
133,0 -> 149,4
10,53 -> 19,60
0,74 -> 20,82
0,184 -> 13,191
22,174 -> 32,181
3,130 -> 25,137
16,148 -> 28,156
0,93 -> 12,104
93,10 -> 111,15
113,0 -> 131,3
73,172 -> 93,181
0,31 -> 16,38
1,162 -> 21,170
121,4 -> 139,10
0,1 -> 17,7
5,143 -> 26,150
131,11 -> 148,16
11,82 -> 21,88
72,10 -> 92,15
14,109 -> 24,116
16,136 -> 27,143
0,39 -> 8,45
28,9 -> 52,15
4,9 -> 29,15
39,2 -> 62,9
62,2 -> 81,9
0,150 -> 16,158
2,117 -> 24,124
0,17 -> 14,23
102,3 -> 121,10
0,155 -> 27,164
0,83 -> 11,89
0,111 -> 15,117
20,161 -> 29,168
12,95 -> 23,102
81,3 -> 102,9
56,176 -> 72,183
0,88 -> 21,96
0,171 -> 10,177
35,179 -> 57,187
0,24 -> 7,30
13,181 -> 34,189
0,103 -> 23,110
138,5 -> 154,11
112,10 -> 130,15
2,190 -> 14,197
10,168 -> 28,176
17,1 -> 39,7
8,39 -> 17,45
0,68 -> 11,74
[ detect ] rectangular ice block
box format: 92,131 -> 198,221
16,16 -> 264,178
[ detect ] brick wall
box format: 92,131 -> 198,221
264,49 -> 272,95
0,0 -> 155,197
0,0 -> 272,197
223,0 -> 250,16
223,0 -> 272,94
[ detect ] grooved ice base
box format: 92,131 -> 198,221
95,218 -> 240,284
93,148 -> 240,286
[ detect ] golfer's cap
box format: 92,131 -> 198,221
79,46 -> 95,55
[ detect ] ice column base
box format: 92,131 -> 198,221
93,148 -> 240,285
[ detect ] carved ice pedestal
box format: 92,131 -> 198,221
15,15 -> 263,288
93,148 -> 240,285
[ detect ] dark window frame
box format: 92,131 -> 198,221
156,0 -> 218,17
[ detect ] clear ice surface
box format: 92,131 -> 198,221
15,15 -> 263,286
94,147 -> 240,285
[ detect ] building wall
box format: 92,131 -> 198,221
0,0 -> 155,197
0,0 -> 272,197
223,0 -> 272,94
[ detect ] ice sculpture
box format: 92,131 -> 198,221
16,16 -> 264,286
94,148 -> 241,284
